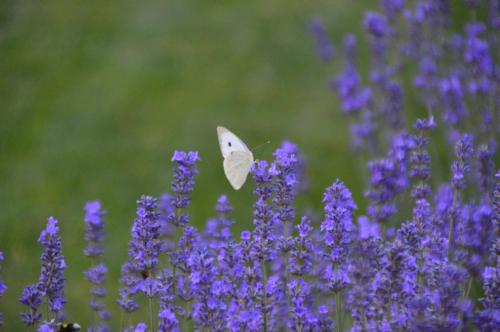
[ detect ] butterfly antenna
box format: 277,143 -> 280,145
251,140 -> 271,152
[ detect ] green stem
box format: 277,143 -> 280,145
336,291 -> 343,332
261,259 -> 268,332
447,192 -> 458,260
149,297 -> 154,332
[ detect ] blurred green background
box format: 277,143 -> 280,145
0,0 -> 378,329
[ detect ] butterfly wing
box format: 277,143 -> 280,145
223,151 -> 254,190
217,126 -> 251,159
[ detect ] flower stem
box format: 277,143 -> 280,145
261,259 -> 268,332
336,291 -> 342,332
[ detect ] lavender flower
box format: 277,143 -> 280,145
476,143 -> 496,194
289,216 -> 313,276
83,201 -> 110,331
287,278 -> 317,331
118,196 -> 161,317
37,217 -> 67,315
309,18 -> 335,63
452,133 -> 474,190
320,180 -> 356,331
84,201 -> 106,258
189,249 -> 226,330
168,151 -> 200,227
440,75 -> 467,126
252,160 -> 275,261
331,35 -> 372,115
19,284 -> 43,326
477,266 -> 500,330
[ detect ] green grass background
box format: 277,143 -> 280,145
0,0 -> 435,329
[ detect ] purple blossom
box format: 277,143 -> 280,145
309,18 -> 335,63
168,151 -> 200,227
84,201 -> 106,258
289,216 -> 313,276
451,133 -> 474,190
19,284 -> 43,326
364,12 -> 388,38
287,278 -> 317,331
252,161 -> 275,261
440,75 -> 467,125
477,265 -> 500,330
189,249 -> 226,330
83,201 -> 110,331
476,143 -> 496,194
321,180 -> 356,293
37,217 -> 67,315
331,35 -> 373,115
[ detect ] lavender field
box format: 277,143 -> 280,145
1,1 -> 499,331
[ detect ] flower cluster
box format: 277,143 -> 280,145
84,201 -> 111,332
20,217 -> 66,327
3,1 -> 499,331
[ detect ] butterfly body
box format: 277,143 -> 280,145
217,126 -> 254,190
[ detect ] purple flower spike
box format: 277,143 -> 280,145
83,200 -> 111,330
19,284 -> 43,326
309,18 -> 335,63
168,151 -> 200,227
321,180 -> 356,292
37,217 -> 67,315
84,201 -> 106,258
364,12 -> 388,38
451,133 -> 474,190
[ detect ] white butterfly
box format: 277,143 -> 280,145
217,126 -> 254,190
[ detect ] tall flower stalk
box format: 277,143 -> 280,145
20,217 -> 66,327
84,201 -> 110,332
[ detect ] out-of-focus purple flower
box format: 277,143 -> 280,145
465,23 -> 493,74
382,0 -> 405,19
451,133 -> 474,190
85,263 -> 110,329
83,201 -> 110,331
364,12 -> 388,38
204,195 -> 235,248
309,18 -> 335,63
357,216 -> 380,239
19,284 -> 43,326
37,217 -> 67,315
476,144 -> 496,194
410,117 -> 435,199
365,156 -> 406,223
168,151 -> 200,227
491,1 -> 500,29
133,322 -> 147,332
440,76 -> 467,125
331,35 -> 373,115
37,322 -> 56,332
158,194 -> 175,245
84,201 -> 106,258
